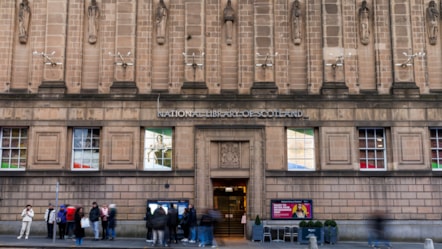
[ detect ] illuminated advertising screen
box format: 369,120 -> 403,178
271,199 -> 313,220
147,199 -> 189,219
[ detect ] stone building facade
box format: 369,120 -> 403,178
1,0 -> 442,241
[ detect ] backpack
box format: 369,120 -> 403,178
57,210 -> 66,224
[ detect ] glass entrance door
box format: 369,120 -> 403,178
212,179 -> 247,237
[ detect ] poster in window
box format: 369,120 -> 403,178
271,199 -> 313,220
144,128 -> 172,170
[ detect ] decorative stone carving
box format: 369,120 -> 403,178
220,142 -> 240,168
223,0 -> 235,46
290,0 -> 302,45
156,0 -> 168,45
359,0 -> 370,45
18,0 -> 31,44
426,0 -> 439,45
87,0 -> 100,44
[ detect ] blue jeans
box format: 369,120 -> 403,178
92,221 -> 100,239
76,237 -> 83,245
198,226 -> 208,245
190,226 -> 197,241
109,227 -> 116,239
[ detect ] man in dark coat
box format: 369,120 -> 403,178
167,204 -> 179,244
151,206 -> 167,246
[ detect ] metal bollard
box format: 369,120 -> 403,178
424,238 -> 434,249
308,235 -> 318,249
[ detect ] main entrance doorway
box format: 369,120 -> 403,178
212,179 -> 247,237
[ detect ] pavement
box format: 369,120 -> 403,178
1,235 -> 442,249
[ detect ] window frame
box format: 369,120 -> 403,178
287,127 -> 316,171
430,128 -> 442,171
0,127 -> 28,171
71,127 -> 101,171
358,127 -> 387,171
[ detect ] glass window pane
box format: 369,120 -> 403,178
0,128 -> 27,170
144,128 -> 173,171
287,128 -> 315,171
72,128 -> 100,170
359,128 -> 386,170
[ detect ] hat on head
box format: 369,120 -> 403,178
109,204 -> 116,209
60,205 -> 66,209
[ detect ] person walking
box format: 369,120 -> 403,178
56,205 -> 67,240
188,204 -> 198,243
44,203 -> 55,239
17,204 -> 34,239
108,204 -> 117,240
74,207 -> 85,246
100,204 -> 109,240
167,204 -> 179,244
89,201 -> 100,241
151,206 -> 167,247
198,209 -> 213,247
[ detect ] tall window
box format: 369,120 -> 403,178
430,128 -> 442,170
359,128 -> 386,170
144,128 -> 172,171
287,128 -> 315,171
0,128 -> 27,170
72,128 -> 100,170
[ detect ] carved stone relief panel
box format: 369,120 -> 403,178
220,142 -> 240,168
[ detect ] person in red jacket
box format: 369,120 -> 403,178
65,205 -> 76,239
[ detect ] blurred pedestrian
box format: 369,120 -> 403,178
17,204 -> 34,239
108,204 -> 117,240
198,209 -> 213,247
368,210 -> 392,249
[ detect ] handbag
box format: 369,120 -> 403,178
80,217 -> 90,228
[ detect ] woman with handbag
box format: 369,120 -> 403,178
74,207 -> 86,246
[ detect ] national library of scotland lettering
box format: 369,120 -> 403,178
1,0 -> 442,241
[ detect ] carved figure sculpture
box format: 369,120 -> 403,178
291,0 -> 302,45
359,0 -> 370,45
426,0 -> 439,45
88,0 -> 100,44
223,0 -> 235,46
156,0 -> 168,45
18,0 -> 31,44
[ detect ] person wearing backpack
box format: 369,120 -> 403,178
56,205 -> 67,239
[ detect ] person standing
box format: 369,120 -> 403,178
188,204 -> 198,243
17,204 -> 34,239
74,207 -> 85,246
145,207 -> 153,243
167,204 -> 179,244
180,208 -> 190,242
100,204 -> 109,240
151,206 -> 167,247
65,205 -> 76,239
89,201 -> 100,241
56,205 -> 67,240
108,204 -> 117,240
44,203 -> 55,239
